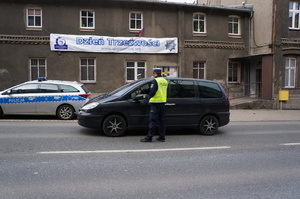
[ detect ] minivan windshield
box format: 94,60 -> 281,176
108,78 -> 152,97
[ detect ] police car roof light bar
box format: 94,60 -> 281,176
36,77 -> 47,81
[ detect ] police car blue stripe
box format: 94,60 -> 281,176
1,95 -> 86,104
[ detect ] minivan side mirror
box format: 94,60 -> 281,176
132,94 -> 144,102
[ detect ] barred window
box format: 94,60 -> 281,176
285,57 -> 296,88
80,58 -> 96,83
126,61 -> 146,81
30,58 -> 46,80
228,61 -> 241,83
193,61 -> 205,79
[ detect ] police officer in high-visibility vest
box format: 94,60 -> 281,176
140,68 -> 168,142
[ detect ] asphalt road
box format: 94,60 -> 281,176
1,120 -> 300,199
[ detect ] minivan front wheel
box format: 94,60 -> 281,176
56,105 -> 75,120
102,115 -> 127,137
199,115 -> 219,135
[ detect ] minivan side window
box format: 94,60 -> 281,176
168,80 -> 195,98
198,81 -> 223,98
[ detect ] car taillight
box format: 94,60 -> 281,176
227,97 -> 230,107
79,94 -> 91,99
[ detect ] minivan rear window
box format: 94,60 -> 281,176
198,81 -> 223,98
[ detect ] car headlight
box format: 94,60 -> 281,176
81,102 -> 99,110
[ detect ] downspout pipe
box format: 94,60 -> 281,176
249,7 -> 253,57
272,0 -> 276,100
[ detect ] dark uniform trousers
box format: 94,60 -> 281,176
147,103 -> 166,139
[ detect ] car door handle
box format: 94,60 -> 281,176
165,103 -> 175,106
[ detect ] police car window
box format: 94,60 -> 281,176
81,85 -> 89,93
40,84 -> 59,93
198,81 -> 223,98
60,85 -> 79,92
11,84 -> 39,94
168,80 -> 195,98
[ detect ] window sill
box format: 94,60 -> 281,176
26,27 -> 42,31
288,28 -> 300,31
129,30 -> 142,35
193,33 -> 207,37
228,34 -> 241,39
129,29 -> 142,32
80,29 -> 95,31
81,81 -> 96,84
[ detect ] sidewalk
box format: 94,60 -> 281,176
230,109 -> 300,122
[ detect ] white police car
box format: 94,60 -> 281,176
0,78 -> 90,120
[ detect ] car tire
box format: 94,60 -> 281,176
56,104 -> 75,120
199,115 -> 219,135
102,115 -> 127,137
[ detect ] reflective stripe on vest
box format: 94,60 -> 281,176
149,77 -> 168,103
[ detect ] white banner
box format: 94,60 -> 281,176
50,33 -> 178,54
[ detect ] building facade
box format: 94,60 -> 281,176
198,0 -> 300,109
0,0 -> 251,98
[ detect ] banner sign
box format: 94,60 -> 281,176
50,33 -> 178,54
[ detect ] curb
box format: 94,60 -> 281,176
230,109 -> 300,122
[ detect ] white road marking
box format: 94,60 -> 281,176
0,120 -> 76,123
37,146 -> 231,154
280,143 -> 300,146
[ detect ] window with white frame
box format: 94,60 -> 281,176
228,61 -> 241,83
26,8 -> 42,28
285,57 -> 296,88
193,61 -> 206,79
30,58 -> 46,80
80,10 -> 95,29
228,16 -> 240,36
289,2 -> 300,29
129,12 -> 143,31
126,61 -> 146,81
80,58 -> 96,83
193,13 -> 206,33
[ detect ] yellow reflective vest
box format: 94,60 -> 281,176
149,77 -> 168,103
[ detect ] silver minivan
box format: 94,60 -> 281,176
0,78 -> 90,120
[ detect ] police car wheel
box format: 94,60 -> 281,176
199,115 -> 219,135
56,105 -> 75,120
102,115 -> 126,137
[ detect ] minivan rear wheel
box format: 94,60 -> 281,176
102,115 -> 127,137
199,115 -> 219,135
